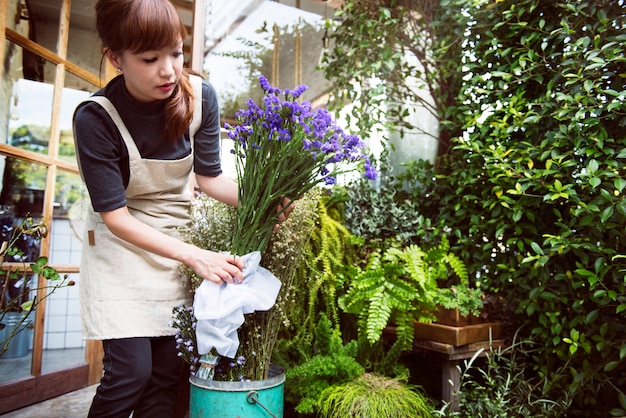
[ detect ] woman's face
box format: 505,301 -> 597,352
109,40 -> 184,103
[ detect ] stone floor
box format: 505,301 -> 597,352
0,384 -> 97,418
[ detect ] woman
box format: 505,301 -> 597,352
73,1 -> 282,416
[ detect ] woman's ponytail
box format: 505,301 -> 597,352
164,69 -> 195,141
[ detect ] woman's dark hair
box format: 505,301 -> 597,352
95,0 -> 195,140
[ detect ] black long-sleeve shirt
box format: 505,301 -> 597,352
73,75 -> 223,212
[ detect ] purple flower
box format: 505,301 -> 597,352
259,75 -> 279,94
325,176 -> 337,185
364,159 -> 378,180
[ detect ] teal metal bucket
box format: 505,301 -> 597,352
189,364 -> 285,418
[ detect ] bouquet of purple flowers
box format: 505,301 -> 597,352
226,75 -> 376,256
174,76 -> 376,381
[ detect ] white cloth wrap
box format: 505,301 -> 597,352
193,251 -> 281,358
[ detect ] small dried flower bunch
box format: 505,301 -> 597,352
171,304 -> 256,381
173,191 -> 320,381
170,305 -> 199,373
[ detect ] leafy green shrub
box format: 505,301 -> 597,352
439,335 -> 571,418
285,313 -> 364,415
322,0 -> 461,154
322,0 -> 626,414
429,0 -> 626,414
342,154 -> 443,247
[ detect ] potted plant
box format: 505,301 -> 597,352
1,214 -> 72,358
338,234 -> 495,367
171,75 -> 376,417
432,283 -> 485,326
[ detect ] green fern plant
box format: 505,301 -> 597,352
338,235 -> 470,367
275,191 -> 359,365
302,193 -> 354,333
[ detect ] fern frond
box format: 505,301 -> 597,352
385,280 -> 419,311
397,245 -> 429,288
446,252 -> 469,284
366,287 -> 393,344
393,312 -> 416,352
340,264 -> 386,307
383,312 -> 415,371
298,196 -> 355,342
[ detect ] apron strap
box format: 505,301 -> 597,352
189,74 -> 203,143
84,96 -> 141,160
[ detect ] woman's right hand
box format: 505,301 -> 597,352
187,248 -> 244,285
99,207 -> 244,284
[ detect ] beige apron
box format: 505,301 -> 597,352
79,77 -> 203,339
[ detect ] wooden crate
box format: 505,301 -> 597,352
434,308 -> 481,327
414,321 -> 502,346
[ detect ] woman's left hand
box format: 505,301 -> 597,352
274,196 -> 294,231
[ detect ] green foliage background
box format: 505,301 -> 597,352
432,0 -> 626,415
320,0 -> 626,415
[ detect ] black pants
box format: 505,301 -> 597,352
88,336 -> 183,418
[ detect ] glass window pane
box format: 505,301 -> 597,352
42,273 -> 85,374
8,78 -> 91,162
6,79 -> 53,151
55,171 -> 87,221
59,82 -> 92,166
0,156 -> 46,218
0,316 -> 34,382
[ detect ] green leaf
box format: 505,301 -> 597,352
619,391 -> 626,409
590,177 -> 601,188
604,361 -> 620,372
531,241 -> 544,255
600,206 -> 614,223
585,309 -> 599,324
